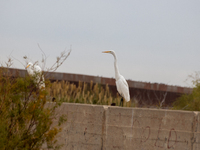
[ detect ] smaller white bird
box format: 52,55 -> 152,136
102,50 -> 130,106
26,62 -> 45,89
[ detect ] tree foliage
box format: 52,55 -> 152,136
173,72 -> 200,111
0,48 -> 71,150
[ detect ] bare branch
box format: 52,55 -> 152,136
37,43 -> 47,70
5,57 -> 13,68
153,90 -> 168,108
37,43 -> 46,59
47,47 -> 72,73
12,56 -> 26,68
160,91 -> 167,107
153,91 -> 160,102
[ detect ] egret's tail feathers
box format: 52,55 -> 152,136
124,96 -> 130,102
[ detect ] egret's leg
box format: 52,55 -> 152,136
120,97 -> 123,107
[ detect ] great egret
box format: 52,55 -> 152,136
102,50 -> 130,106
26,62 -> 45,89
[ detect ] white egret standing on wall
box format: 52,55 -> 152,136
102,50 -> 130,106
26,62 -> 45,89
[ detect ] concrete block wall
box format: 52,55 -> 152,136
49,103 -> 200,150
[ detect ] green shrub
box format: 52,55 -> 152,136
173,73 -> 200,111
0,68 -> 65,150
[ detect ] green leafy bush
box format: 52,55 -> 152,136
0,47 -> 73,150
0,67 -> 66,150
173,73 -> 200,111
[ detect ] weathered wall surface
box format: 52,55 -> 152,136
50,103 -> 105,150
49,103 -> 200,150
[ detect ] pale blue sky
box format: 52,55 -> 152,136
0,1 -> 200,87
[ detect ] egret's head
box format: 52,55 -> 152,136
102,50 -> 115,55
26,62 -> 33,69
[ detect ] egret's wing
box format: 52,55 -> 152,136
26,63 -> 45,89
39,75 -> 45,89
116,76 -> 130,102
121,76 -> 129,87
34,65 -> 45,89
27,67 -> 34,76
34,65 -> 42,73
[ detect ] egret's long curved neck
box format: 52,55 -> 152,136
112,52 -> 120,80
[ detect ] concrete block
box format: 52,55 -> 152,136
52,103 -> 105,150
193,111 -> 200,150
103,107 -> 195,150
45,103 -> 198,150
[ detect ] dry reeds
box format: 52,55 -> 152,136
47,80 -> 131,107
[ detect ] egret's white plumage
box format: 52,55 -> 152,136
102,50 -> 130,102
26,62 -> 45,89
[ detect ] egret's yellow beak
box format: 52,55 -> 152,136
26,64 -> 30,68
102,51 -> 110,53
